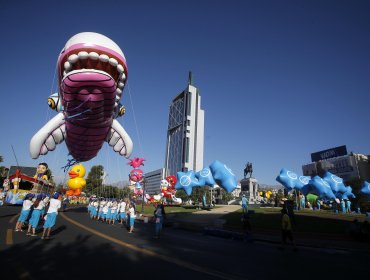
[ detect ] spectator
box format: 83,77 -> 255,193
280,208 -> 297,251
153,203 -> 166,239
241,212 -> 252,242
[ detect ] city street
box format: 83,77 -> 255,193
1,205 -> 369,280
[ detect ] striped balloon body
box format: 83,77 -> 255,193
62,71 -> 116,161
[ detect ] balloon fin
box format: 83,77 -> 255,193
106,119 -> 133,158
29,113 -> 66,159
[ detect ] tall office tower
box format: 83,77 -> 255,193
165,72 -> 204,176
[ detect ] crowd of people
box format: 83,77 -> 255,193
14,192 -> 62,239
87,197 -> 166,237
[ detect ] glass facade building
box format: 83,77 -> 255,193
165,73 -> 204,176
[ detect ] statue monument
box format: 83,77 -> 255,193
240,162 -> 259,204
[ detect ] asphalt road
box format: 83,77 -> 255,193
1,205 -> 369,280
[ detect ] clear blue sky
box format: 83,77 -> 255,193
1,0 -> 369,185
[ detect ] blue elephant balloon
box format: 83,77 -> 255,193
341,186 -> 356,200
276,168 -> 298,191
195,166 -> 216,187
295,175 -> 311,191
322,172 -> 347,195
360,181 -> 370,198
308,176 -> 336,200
175,170 -> 200,195
209,160 -> 237,193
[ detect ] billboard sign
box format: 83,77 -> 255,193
311,145 -> 347,162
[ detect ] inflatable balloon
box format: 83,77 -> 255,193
30,32 -> 133,162
128,158 -> 145,168
165,175 -> 177,187
360,181 -> 370,198
295,175 -> 311,191
129,169 -> 143,182
209,160 -> 237,193
66,164 -> 86,196
322,172 -> 347,195
308,176 -> 336,200
195,166 -> 216,187
276,168 -> 298,191
175,171 -> 200,195
341,186 -> 356,200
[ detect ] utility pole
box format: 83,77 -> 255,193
141,177 -> 146,213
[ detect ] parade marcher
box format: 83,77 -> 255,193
41,192 -> 62,240
15,194 -> 35,232
27,194 -> 45,236
128,203 -> 136,233
119,199 -> 127,224
153,203 -> 166,239
110,200 -> 118,225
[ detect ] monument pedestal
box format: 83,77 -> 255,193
240,177 -> 259,204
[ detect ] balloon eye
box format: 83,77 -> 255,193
118,106 -> 126,116
77,169 -> 80,172
48,98 -> 56,109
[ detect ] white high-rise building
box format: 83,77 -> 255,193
165,72 -> 204,176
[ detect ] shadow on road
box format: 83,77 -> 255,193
0,233 -> 179,280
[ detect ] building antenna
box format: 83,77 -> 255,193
11,145 -> 20,167
188,71 -> 193,86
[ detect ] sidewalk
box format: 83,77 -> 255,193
161,205 -> 370,253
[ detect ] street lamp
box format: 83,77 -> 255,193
141,177 -> 146,213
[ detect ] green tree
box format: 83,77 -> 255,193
220,189 -> 234,202
85,165 -> 104,194
174,189 -> 189,202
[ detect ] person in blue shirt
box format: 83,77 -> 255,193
316,199 -> 321,211
300,195 -> 305,210
341,199 -> 346,213
346,200 -> 351,213
241,195 -> 248,213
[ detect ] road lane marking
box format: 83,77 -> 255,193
6,229 -> 13,245
60,213 -> 245,280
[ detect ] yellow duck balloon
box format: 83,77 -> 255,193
66,164 -> 86,196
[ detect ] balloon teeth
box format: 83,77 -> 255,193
63,52 -> 127,83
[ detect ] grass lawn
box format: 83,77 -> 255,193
223,207 -> 368,236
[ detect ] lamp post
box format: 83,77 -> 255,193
141,177 -> 146,213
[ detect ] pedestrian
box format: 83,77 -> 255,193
316,199 -> 321,211
15,193 -> 34,232
241,212 -> 252,242
0,188 -> 5,206
280,208 -> 297,250
346,199 -> 351,213
27,194 -> 45,236
341,199 -> 346,213
241,194 -> 248,213
128,203 -> 136,233
41,192 -> 62,240
153,203 -> 166,239
286,200 -> 296,226
300,195 -> 305,210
